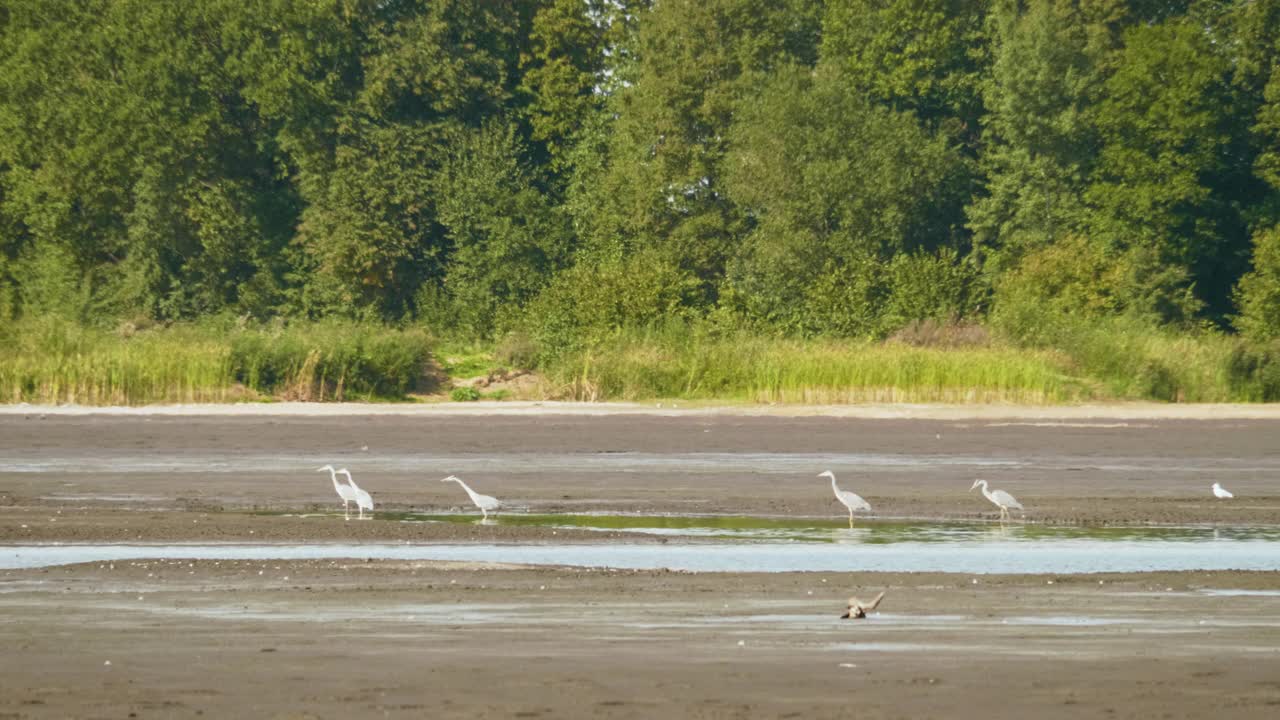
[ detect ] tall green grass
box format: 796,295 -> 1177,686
1,314 -> 1272,406
539,319 -> 1275,403
998,314 -> 1276,402
0,317 -> 434,405
544,323 -> 1093,403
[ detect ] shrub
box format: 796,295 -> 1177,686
991,235 -> 1199,345
1226,340 -> 1280,401
518,252 -> 700,364
450,386 -> 481,401
1233,224 -> 1280,342
889,319 -> 991,348
228,321 -> 433,400
881,248 -> 982,332
494,331 -> 539,369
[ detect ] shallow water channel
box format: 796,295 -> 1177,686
4,515 -> 1280,574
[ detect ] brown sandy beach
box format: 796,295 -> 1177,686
1,406 -> 1279,718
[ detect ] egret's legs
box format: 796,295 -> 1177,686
847,508 -> 854,529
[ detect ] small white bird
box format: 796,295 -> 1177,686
337,469 -> 374,519
819,471 -> 871,528
1212,482 -> 1234,499
319,464 -> 357,520
970,479 -> 1023,521
442,475 -> 501,520
841,591 -> 886,619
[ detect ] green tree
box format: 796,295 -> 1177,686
1085,18 -> 1259,322
966,0 -> 1125,270
517,0 -> 610,177
819,0 -> 989,146
294,0 -> 535,317
571,0 -> 823,306
724,65 -> 970,335
431,121 -> 571,335
1234,225 -> 1280,341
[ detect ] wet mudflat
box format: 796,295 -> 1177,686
2,408 -> 1280,717
2,561 -> 1279,719
3,409 -> 1280,524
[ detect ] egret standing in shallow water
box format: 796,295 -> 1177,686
819,471 -> 871,528
337,469 -> 374,519
970,479 -> 1022,521
1212,482 -> 1234,499
319,464 -> 357,520
442,475 -> 501,520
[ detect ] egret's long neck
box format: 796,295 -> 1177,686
980,481 -> 994,501
327,469 -> 342,492
341,472 -> 359,492
830,476 -> 839,493
454,479 -> 481,502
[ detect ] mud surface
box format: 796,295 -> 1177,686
2,562 -> 1279,719
2,412 -> 1280,526
2,411 -> 1280,717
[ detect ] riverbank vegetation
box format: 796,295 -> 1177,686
2,1 -> 1280,404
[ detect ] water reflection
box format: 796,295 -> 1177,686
827,527 -> 873,544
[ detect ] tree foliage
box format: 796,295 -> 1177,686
0,0 -> 1276,347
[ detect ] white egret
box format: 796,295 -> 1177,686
841,591 -> 886,619
819,471 -> 871,528
337,469 -> 373,519
318,464 -> 357,520
1212,482 -> 1234,499
441,475 -> 501,520
970,479 -> 1023,521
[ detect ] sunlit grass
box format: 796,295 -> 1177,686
0,315 -> 1270,406
0,317 -> 434,405
1038,317 -> 1249,402
546,324 -> 1092,403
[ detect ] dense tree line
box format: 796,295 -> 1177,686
2,0 -> 1279,351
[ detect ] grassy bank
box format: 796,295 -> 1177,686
0,318 -> 434,405
540,320 -> 1280,404
1,316 -> 1276,405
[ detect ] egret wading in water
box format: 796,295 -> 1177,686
319,464 -> 357,520
819,471 -> 871,529
442,475 -> 501,520
970,479 -> 1022,521
1212,482 -> 1234,499
337,469 -> 374,519
841,591 -> 886,619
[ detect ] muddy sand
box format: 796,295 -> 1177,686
2,409 -> 1279,717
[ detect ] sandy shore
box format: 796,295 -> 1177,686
7,399 -> 1280,419
2,411 -> 1279,717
